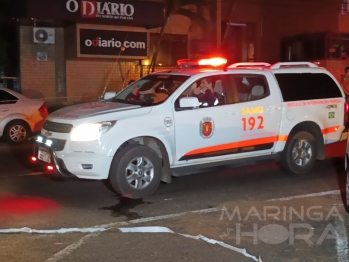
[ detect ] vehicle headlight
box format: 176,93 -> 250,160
70,121 -> 116,141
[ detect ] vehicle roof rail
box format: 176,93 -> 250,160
228,62 -> 271,68
270,62 -> 318,69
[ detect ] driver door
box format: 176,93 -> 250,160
173,74 -> 238,164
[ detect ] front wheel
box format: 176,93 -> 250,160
280,131 -> 317,174
109,144 -> 161,199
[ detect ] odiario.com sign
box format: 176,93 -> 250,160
79,29 -> 148,57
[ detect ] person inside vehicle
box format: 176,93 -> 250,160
193,77 -> 217,106
126,86 -> 142,101
137,81 -> 166,103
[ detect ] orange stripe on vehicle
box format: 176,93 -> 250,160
322,126 -> 340,134
277,135 -> 288,141
184,135 -> 288,156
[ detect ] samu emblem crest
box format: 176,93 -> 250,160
199,117 -> 215,139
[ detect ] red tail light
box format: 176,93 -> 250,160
39,103 -> 48,114
345,102 -> 349,113
46,165 -> 54,171
30,156 -> 37,163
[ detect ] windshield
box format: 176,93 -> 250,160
109,74 -> 190,105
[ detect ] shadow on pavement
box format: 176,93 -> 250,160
99,196 -> 153,219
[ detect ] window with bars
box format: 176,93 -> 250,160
342,0 -> 349,14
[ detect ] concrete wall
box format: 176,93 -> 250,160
20,26 -> 65,102
261,0 -> 342,63
19,0 -> 349,103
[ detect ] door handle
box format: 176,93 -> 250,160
267,106 -> 279,111
224,112 -> 235,117
0,109 -> 9,112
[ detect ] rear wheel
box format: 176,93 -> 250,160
4,120 -> 31,144
109,144 -> 161,199
281,131 -> 317,174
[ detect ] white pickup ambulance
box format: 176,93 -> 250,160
34,59 -> 348,198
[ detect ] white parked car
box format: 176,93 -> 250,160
0,88 -> 49,143
34,60 -> 347,199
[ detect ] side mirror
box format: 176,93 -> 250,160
103,91 -> 116,100
179,97 -> 200,108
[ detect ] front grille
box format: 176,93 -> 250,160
43,121 -> 73,133
37,136 -> 67,151
50,138 -> 67,151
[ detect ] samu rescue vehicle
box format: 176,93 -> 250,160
33,59 -> 348,198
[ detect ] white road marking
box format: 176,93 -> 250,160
268,190 -> 348,262
267,190 -> 341,201
118,226 -> 262,262
44,207 -> 220,262
4,191 -> 346,262
335,219 -> 349,262
0,227 -> 106,234
45,233 -> 100,262
97,207 -> 220,228
0,172 -> 44,178
1,208 -> 220,235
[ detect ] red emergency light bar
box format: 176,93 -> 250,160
176,57 -> 227,69
198,57 -> 227,67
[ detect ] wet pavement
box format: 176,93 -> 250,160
0,140 -> 348,261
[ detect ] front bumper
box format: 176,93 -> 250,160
33,141 -> 113,180
33,143 -> 76,179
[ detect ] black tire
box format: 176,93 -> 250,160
4,120 -> 31,144
109,144 -> 161,199
280,131 -> 317,174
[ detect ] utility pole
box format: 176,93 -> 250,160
148,0 -> 173,74
221,0 -> 237,50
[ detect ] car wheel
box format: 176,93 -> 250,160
4,120 -> 31,144
281,131 -> 317,174
109,144 -> 161,199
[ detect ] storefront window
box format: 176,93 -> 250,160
282,33 -> 349,61
342,0 -> 349,14
281,35 -> 325,61
327,33 -> 349,59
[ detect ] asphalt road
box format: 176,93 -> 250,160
0,140 -> 348,262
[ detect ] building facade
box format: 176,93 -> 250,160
2,0 -> 349,105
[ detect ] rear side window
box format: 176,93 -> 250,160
275,73 -> 342,101
0,90 -> 18,104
